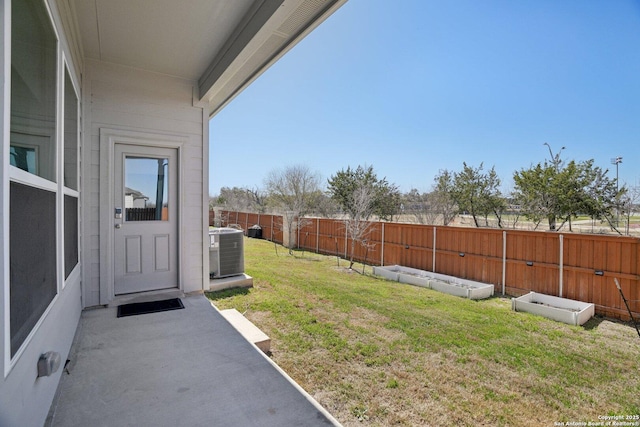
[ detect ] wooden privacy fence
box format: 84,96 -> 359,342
212,210 -> 640,321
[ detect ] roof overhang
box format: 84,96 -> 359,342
71,0 -> 347,117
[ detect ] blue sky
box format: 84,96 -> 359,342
209,0 -> 640,196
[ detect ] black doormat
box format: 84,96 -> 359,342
117,298 -> 184,318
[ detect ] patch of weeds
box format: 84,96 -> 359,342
351,405 -> 369,422
280,331 -> 313,353
364,354 -> 392,367
456,355 -> 470,364
483,388 -> 515,403
355,342 -> 378,357
623,404 -> 640,416
205,287 -> 250,300
386,378 -> 399,389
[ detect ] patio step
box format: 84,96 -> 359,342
209,273 -> 253,292
220,308 -> 271,354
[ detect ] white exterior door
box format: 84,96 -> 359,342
113,144 -> 178,294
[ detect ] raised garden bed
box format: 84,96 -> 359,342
372,265 -> 494,300
511,292 -> 595,326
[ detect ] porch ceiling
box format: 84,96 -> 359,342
72,0 -> 347,116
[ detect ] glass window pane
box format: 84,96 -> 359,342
64,68 -> 78,190
10,182 -> 57,357
125,157 -> 169,221
64,195 -> 79,279
10,0 -> 58,182
10,145 -> 36,172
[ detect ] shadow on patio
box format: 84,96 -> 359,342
47,295 -> 339,426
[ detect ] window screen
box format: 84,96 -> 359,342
64,68 -> 78,190
64,195 -> 78,279
10,182 -> 57,357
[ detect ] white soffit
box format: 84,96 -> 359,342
72,0 -> 254,80
71,0 -> 347,116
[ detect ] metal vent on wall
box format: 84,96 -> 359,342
277,0 -> 332,35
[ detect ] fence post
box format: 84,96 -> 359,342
502,230 -> 507,296
344,221 -> 348,259
316,218 -> 320,253
559,234 -> 564,298
432,226 -> 437,273
271,215 -> 274,241
381,222 -> 385,266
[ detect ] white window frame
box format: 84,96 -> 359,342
61,55 -> 80,287
3,0 -> 81,376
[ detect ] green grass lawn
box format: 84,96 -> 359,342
207,238 -> 640,426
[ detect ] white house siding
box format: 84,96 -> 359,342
0,1 -> 84,425
0,281 -> 81,427
81,60 -> 207,307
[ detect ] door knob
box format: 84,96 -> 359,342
115,224 -> 122,229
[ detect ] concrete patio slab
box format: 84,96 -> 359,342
47,295 -> 339,427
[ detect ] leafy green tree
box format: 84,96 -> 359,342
327,165 -> 400,221
451,163 -> 505,227
513,147 -> 623,232
432,169 -> 458,225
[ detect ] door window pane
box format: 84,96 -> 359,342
125,157 -> 169,221
11,0 -> 58,182
64,68 -> 78,190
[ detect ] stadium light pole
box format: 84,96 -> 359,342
611,156 -> 623,227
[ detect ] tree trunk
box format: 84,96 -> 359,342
349,239 -> 356,269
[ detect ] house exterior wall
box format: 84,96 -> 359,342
2,0 -> 210,423
0,0 -> 83,425
82,60 -> 208,307
0,279 -> 81,427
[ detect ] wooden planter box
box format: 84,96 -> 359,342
511,292 -> 595,326
373,265 -> 494,299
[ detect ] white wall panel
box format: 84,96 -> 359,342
81,60 -> 206,306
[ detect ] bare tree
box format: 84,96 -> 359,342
620,185 -> 640,235
344,185 -> 376,270
402,189 -> 438,225
212,186 -> 266,213
264,165 -> 321,254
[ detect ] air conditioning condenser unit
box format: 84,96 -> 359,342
209,228 -> 244,278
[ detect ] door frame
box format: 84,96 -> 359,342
99,128 -> 185,305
